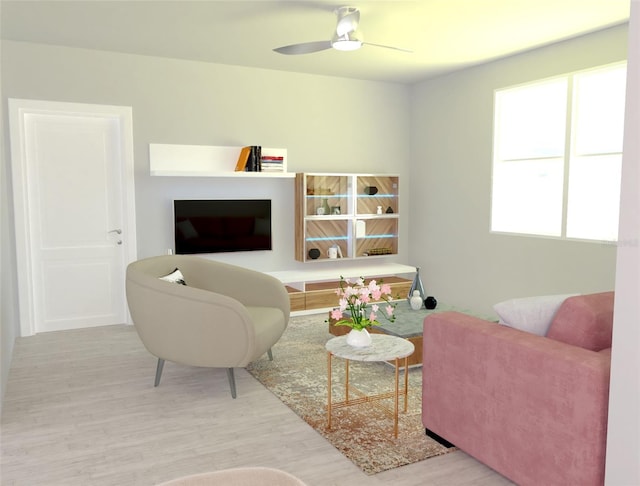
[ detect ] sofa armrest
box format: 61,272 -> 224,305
422,311 -> 610,486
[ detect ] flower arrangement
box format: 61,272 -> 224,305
329,276 -> 396,331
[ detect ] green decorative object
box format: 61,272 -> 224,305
321,198 -> 331,215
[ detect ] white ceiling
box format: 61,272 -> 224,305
0,0 -> 631,84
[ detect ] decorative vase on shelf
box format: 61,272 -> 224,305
410,290 -> 423,310
407,267 -> 426,304
321,198 -> 331,215
346,328 -> 372,347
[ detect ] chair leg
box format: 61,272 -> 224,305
267,348 -> 273,361
154,358 -> 165,387
227,368 -> 237,399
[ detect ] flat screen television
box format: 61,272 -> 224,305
174,199 -> 272,254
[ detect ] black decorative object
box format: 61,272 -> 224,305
385,206 -> 394,213
425,296 -> 438,310
308,248 -> 320,260
364,186 -> 378,195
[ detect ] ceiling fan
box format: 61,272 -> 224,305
273,6 -> 411,55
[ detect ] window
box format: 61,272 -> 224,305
491,63 -> 627,242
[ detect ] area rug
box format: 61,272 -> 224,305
246,314 -> 454,475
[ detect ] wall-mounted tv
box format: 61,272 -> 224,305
174,199 -> 272,254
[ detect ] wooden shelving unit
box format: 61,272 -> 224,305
295,173 -> 400,262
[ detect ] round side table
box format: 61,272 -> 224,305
325,334 -> 415,438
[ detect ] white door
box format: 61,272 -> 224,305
9,99 -> 137,336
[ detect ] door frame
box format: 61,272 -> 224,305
9,99 -> 137,337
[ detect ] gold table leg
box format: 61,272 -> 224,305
327,348 -> 411,439
327,351 -> 332,430
404,355 -> 409,413
393,355 -> 410,438
345,358 -> 350,403
394,357 -> 399,438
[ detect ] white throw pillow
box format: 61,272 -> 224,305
159,268 -> 186,286
493,293 -> 579,336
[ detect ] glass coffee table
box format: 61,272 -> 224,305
328,302 -> 493,367
328,301 -> 451,366
326,334 -> 415,438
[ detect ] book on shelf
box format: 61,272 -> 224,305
234,146 -> 251,172
259,155 -> 284,172
245,146 -> 262,172
236,147 -> 285,173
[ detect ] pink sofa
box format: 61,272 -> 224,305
422,292 -> 614,486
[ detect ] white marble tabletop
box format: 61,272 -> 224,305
326,334 -> 415,362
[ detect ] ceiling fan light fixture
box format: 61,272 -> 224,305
273,7 -> 409,56
331,31 -> 363,51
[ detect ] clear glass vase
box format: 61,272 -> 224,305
407,267 -> 426,304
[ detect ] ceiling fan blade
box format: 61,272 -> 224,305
273,40 -> 332,55
363,42 -> 413,53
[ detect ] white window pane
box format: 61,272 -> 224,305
573,65 -> 627,155
496,79 -> 568,160
566,155 -> 622,241
491,159 -> 564,237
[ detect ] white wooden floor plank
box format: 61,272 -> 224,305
1,324 -> 512,486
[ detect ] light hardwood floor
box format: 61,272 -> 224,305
1,324 -> 514,486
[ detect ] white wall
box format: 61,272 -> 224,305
606,2 -> 640,484
409,25 -> 627,315
1,40 -> 412,274
0,0 -> 19,409
1,28 -> 15,412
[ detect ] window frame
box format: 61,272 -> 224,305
490,61 -> 627,244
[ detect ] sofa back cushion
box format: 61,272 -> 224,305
546,292 -> 614,351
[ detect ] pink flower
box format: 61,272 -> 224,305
359,288 -> 371,303
330,275 -> 396,331
344,286 -> 356,299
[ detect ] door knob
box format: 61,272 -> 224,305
108,229 -> 122,235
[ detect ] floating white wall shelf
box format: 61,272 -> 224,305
149,143 -> 293,178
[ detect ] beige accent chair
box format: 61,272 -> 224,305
126,255 -> 290,398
